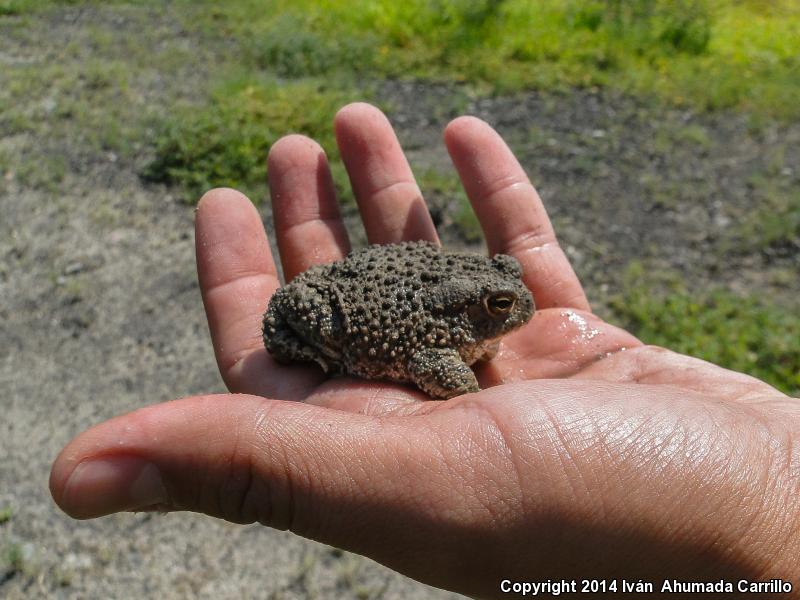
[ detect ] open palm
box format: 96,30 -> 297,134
197,103 -> 643,413
198,103 -> 775,412
52,103 -> 795,599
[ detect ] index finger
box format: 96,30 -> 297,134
444,117 -> 590,312
195,188 -> 280,387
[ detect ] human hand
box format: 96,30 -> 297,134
51,103 -> 798,598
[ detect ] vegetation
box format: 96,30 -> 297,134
0,0 -> 50,15
189,0 -> 800,117
1,1 -> 797,395
734,177 -> 800,254
142,79 -> 357,202
610,263 -> 800,396
1,542 -> 24,576
4,0 -> 797,200
130,0 -> 799,200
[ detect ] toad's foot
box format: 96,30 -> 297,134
409,348 -> 480,399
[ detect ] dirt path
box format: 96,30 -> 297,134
1,5 -> 798,599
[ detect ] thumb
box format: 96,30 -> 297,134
48,394 -> 514,593
50,395 -> 436,528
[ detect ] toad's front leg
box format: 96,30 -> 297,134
408,348 -> 480,399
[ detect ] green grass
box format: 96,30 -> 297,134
142,78 -> 359,203
734,175 -> 800,253
0,0 -> 119,16
186,0 -> 800,118
610,263 -> 800,396
138,0 -> 800,203
710,164 -> 800,255
0,0 -> 52,14
6,0 -> 796,204
751,194 -> 800,251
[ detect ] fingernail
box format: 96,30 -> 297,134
63,456 -> 167,518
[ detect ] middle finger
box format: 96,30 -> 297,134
335,102 -> 440,245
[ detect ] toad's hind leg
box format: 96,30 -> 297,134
408,348 -> 480,399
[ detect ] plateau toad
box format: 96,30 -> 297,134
262,241 -> 534,399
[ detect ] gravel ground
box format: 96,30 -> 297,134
1,5 -> 798,599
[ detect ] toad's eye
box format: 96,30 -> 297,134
484,293 -> 517,317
